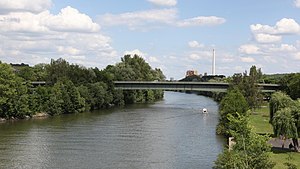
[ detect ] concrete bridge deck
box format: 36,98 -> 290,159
114,81 -> 280,92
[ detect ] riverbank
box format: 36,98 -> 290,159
250,104 -> 300,169
0,112 -> 51,123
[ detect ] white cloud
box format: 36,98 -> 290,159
294,52 -> 300,60
177,16 -> 226,27
57,46 -> 80,55
0,6 -> 117,68
263,56 -> 278,63
97,9 -> 225,30
234,66 -> 244,72
189,53 -> 201,60
98,9 -> 176,30
254,33 -> 282,43
241,57 -> 255,63
250,24 -> 275,34
0,6 -> 100,34
147,0 -> 177,7
295,0 -> 300,8
0,0 -> 52,14
250,18 -> 300,44
44,6 -> 100,32
239,44 -> 260,54
149,56 -> 159,63
188,41 -> 204,48
221,54 -> 235,63
251,18 -> 300,35
275,18 -> 300,34
269,44 -> 297,53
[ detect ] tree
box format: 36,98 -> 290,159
59,80 -> 85,114
269,92 -> 299,151
279,73 -> 300,100
214,113 -> 275,169
45,82 -> 64,115
105,54 -> 165,104
0,62 -> 32,118
272,108 -> 298,148
217,88 -> 249,135
230,66 -> 263,111
287,73 -> 300,100
46,58 -> 70,83
291,100 -> 300,151
269,92 -> 294,122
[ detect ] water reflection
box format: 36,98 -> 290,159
0,91 -> 225,169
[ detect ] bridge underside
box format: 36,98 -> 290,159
114,81 -> 280,93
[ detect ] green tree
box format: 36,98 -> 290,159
0,62 -> 32,118
269,92 -> 294,122
106,55 -> 165,104
58,80 -> 86,114
88,82 -> 108,109
46,82 -> 64,115
290,100 -> 300,151
12,81 -> 31,118
46,58 -> 70,83
230,66 -> 263,111
78,85 -> 92,111
269,92 -> 299,151
272,108 -> 298,148
217,88 -> 249,135
279,73 -> 300,100
214,113 -> 275,169
287,73 -> 300,100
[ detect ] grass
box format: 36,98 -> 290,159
249,105 -> 273,134
270,149 -> 300,169
249,103 -> 300,169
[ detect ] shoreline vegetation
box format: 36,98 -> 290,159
0,55 -> 165,121
213,66 -> 300,169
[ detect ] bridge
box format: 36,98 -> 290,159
114,81 -> 280,92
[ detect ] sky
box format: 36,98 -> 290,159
0,0 -> 300,79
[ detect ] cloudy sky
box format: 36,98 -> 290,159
0,0 -> 300,79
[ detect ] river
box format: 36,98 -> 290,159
0,91 -> 225,169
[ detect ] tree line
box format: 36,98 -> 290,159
0,55 -> 165,119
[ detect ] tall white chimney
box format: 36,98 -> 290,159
212,49 -> 216,75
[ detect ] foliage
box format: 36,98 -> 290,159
0,55 -> 165,119
0,62 -> 32,118
217,88 -> 249,135
214,113 -> 275,169
284,162 -> 297,169
269,92 -> 294,122
269,92 -> 300,151
105,54 -> 165,104
231,66 -> 263,110
280,73 -> 300,100
272,108 -> 298,139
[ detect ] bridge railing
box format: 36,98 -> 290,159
114,81 -> 280,92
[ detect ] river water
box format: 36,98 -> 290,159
0,91 -> 225,169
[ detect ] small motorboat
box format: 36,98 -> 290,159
202,108 -> 208,114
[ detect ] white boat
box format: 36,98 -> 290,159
202,108 -> 208,114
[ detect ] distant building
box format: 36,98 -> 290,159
186,70 -> 198,77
